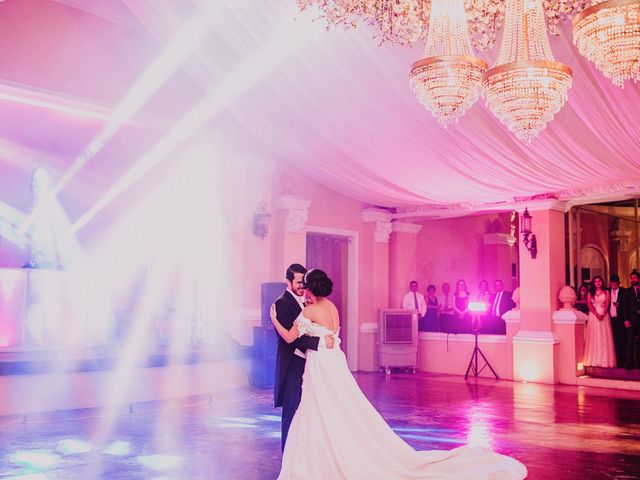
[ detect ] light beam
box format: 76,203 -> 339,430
71,18 -> 314,232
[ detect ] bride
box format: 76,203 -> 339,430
270,268 -> 527,479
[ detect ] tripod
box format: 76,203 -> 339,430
465,327 -> 499,379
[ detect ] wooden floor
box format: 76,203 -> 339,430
1,372 -> 639,479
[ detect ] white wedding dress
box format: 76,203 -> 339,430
278,316 -> 527,479
583,290 -> 616,367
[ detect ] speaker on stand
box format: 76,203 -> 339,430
249,282 -> 286,388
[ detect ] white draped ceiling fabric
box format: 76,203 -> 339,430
123,0 -> 640,210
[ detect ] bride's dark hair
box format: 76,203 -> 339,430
303,269 -> 333,297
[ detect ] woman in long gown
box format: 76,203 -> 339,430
453,279 -> 472,333
583,276 -> 617,367
424,284 -> 439,331
270,269 -> 527,480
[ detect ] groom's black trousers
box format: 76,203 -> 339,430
281,354 -> 306,452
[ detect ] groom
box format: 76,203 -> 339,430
274,263 -> 334,451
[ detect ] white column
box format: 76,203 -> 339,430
513,199 -> 567,383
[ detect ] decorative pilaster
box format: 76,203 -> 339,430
513,201 -> 568,384
270,195 -> 311,280
502,308 -> 521,381
360,208 -> 392,371
512,330 -> 560,383
362,208 -> 392,243
389,221 -> 422,308
515,200 -> 568,331
274,194 -> 311,232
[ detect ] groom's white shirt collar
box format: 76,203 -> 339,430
286,287 -> 307,359
287,287 -> 305,308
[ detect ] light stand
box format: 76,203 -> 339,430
464,310 -> 499,380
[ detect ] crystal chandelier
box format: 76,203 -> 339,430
483,0 -> 573,141
573,0 -> 640,87
409,0 -> 487,125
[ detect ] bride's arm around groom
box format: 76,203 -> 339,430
270,304 -> 303,343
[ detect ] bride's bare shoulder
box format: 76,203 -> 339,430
302,303 -> 320,320
303,303 -> 337,330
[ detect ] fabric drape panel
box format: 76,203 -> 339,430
121,0 -> 640,207
306,233 -> 348,355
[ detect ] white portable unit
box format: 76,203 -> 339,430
378,309 -> 419,375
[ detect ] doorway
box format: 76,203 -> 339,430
305,229 -> 358,370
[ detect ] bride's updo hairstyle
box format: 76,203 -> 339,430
303,269 -> 333,297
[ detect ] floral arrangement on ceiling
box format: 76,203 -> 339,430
297,0 -> 590,50
297,0 -> 639,141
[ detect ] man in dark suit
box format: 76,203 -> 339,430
486,280 -> 515,334
623,270 -> 640,369
609,274 -> 626,368
274,263 -> 334,451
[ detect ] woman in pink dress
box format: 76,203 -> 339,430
270,268 -> 527,479
583,276 -> 617,367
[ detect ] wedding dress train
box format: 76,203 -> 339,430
278,316 -> 527,479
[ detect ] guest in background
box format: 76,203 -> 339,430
583,276 -> 616,368
401,280 -> 427,327
609,275 -> 626,368
486,280 -> 515,334
476,280 -> 489,301
424,284 -> 439,332
623,270 -> 640,370
575,285 -> 590,315
438,282 -> 456,332
453,279 -> 471,333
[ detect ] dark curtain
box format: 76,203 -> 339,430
306,233 -> 349,357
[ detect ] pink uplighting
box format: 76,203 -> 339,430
0,1 -> 639,479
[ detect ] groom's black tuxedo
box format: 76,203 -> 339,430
623,285 -> 640,368
274,289 -> 320,451
610,287 -> 626,367
485,291 -> 515,334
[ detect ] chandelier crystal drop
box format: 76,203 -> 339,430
573,0 -> 640,87
409,0 -> 488,125
482,0 -> 573,141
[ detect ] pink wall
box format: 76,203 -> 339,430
416,214 -> 517,297
418,333 -> 508,378
227,163 -> 274,311
287,173 -> 366,235
274,169 -> 370,317
389,230 -> 418,308
222,163 -> 377,355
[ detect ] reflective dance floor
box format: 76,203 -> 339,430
1,372 -> 639,479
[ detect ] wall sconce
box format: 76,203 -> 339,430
520,207 -> 537,259
253,202 -> 271,239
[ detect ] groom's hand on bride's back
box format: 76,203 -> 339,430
325,335 -> 335,349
